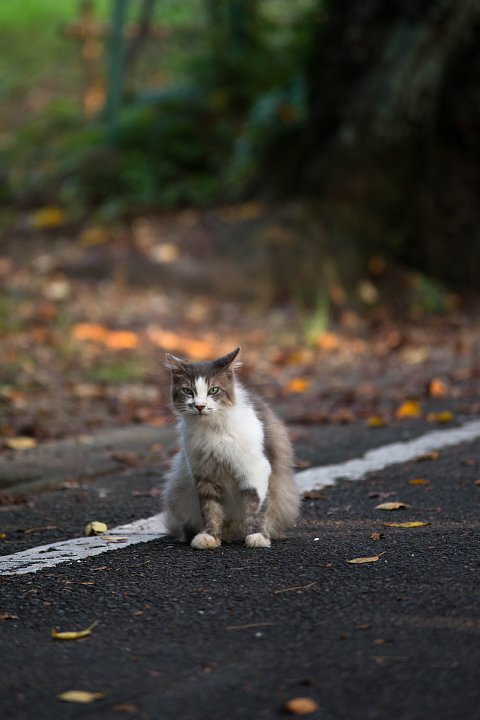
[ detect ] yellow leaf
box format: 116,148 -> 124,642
57,690 -> 105,704
5,437 -> 38,450
347,552 -> 385,564
283,697 -> 320,715
383,521 -> 431,528
84,521 -> 108,536
367,416 -> 386,428
414,451 -> 439,462
0,533 -> 6,540
287,378 -> 311,394
375,502 -> 410,510
395,401 -> 421,419
408,478 -> 429,486
426,410 -> 454,424
31,206 -> 66,229
51,621 -> 98,641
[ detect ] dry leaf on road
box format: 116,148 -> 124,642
347,552 -> 385,564
383,521 -> 431,528
5,437 -> 38,450
375,502 -> 410,510
283,697 -> 319,715
57,690 -> 105,704
408,478 -> 429,486
395,401 -> 421,418
51,621 -> 98,641
84,521 -> 108,536
426,410 -> 454,423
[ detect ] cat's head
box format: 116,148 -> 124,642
165,347 -> 241,417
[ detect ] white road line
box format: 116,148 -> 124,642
2,419 -> 480,576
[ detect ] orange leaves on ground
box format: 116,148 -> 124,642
428,378 -> 449,397
316,332 -> 340,352
287,378 -> 311,394
395,400 -> 421,419
147,328 -> 231,361
408,478 -> 429,486
72,324 -> 139,350
283,698 -> 319,715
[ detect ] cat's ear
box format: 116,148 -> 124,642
164,353 -> 187,372
213,347 -> 241,371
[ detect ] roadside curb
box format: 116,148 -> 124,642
0,424 -> 177,496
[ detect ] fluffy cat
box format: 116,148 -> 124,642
163,347 -> 299,549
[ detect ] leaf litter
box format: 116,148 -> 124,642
51,620 -> 98,641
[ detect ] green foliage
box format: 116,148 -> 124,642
4,0 -> 317,217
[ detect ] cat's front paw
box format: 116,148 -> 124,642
191,532 -> 221,550
245,533 -> 271,548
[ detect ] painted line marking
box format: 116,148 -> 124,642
2,418 -> 480,576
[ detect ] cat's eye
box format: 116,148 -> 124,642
181,387 -> 194,396
208,387 -> 220,395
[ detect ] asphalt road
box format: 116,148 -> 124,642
1,419 -> 480,720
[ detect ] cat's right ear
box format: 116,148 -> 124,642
164,353 -> 186,372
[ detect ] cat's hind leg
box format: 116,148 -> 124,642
242,487 -> 271,548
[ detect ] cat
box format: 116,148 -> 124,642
163,347 -> 300,549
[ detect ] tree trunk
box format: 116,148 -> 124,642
305,0 -> 480,287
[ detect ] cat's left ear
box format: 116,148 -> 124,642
213,347 -> 241,371
164,353 -> 187,372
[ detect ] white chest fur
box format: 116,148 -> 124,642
179,389 -> 271,502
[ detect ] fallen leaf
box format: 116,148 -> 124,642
0,532 -> 6,539
367,416 -> 386,428
428,378 -> 449,397
370,532 -> 384,541
84,521 -> 108,536
414,451 -> 439,462
112,703 -> 140,714
51,621 -> 98,641
302,490 -> 326,501
0,613 -> 19,621
57,690 -> 105,704
475,480 -> 480,487
103,331 -> 139,350
287,378 -> 311,394
375,502 -> 410,510
426,410 -> 454,423
5,437 -> 38,450
407,478 -> 429,486
383,521 -> 431,528
283,697 -> 319,715
112,452 -> 138,466
102,536 -> 128,543
31,206 -> 66,229
316,332 -> 340,351
347,552 -> 385,564
395,401 -> 421,419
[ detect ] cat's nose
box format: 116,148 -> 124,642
194,403 -> 206,413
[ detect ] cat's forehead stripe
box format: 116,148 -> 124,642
195,377 -> 209,397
